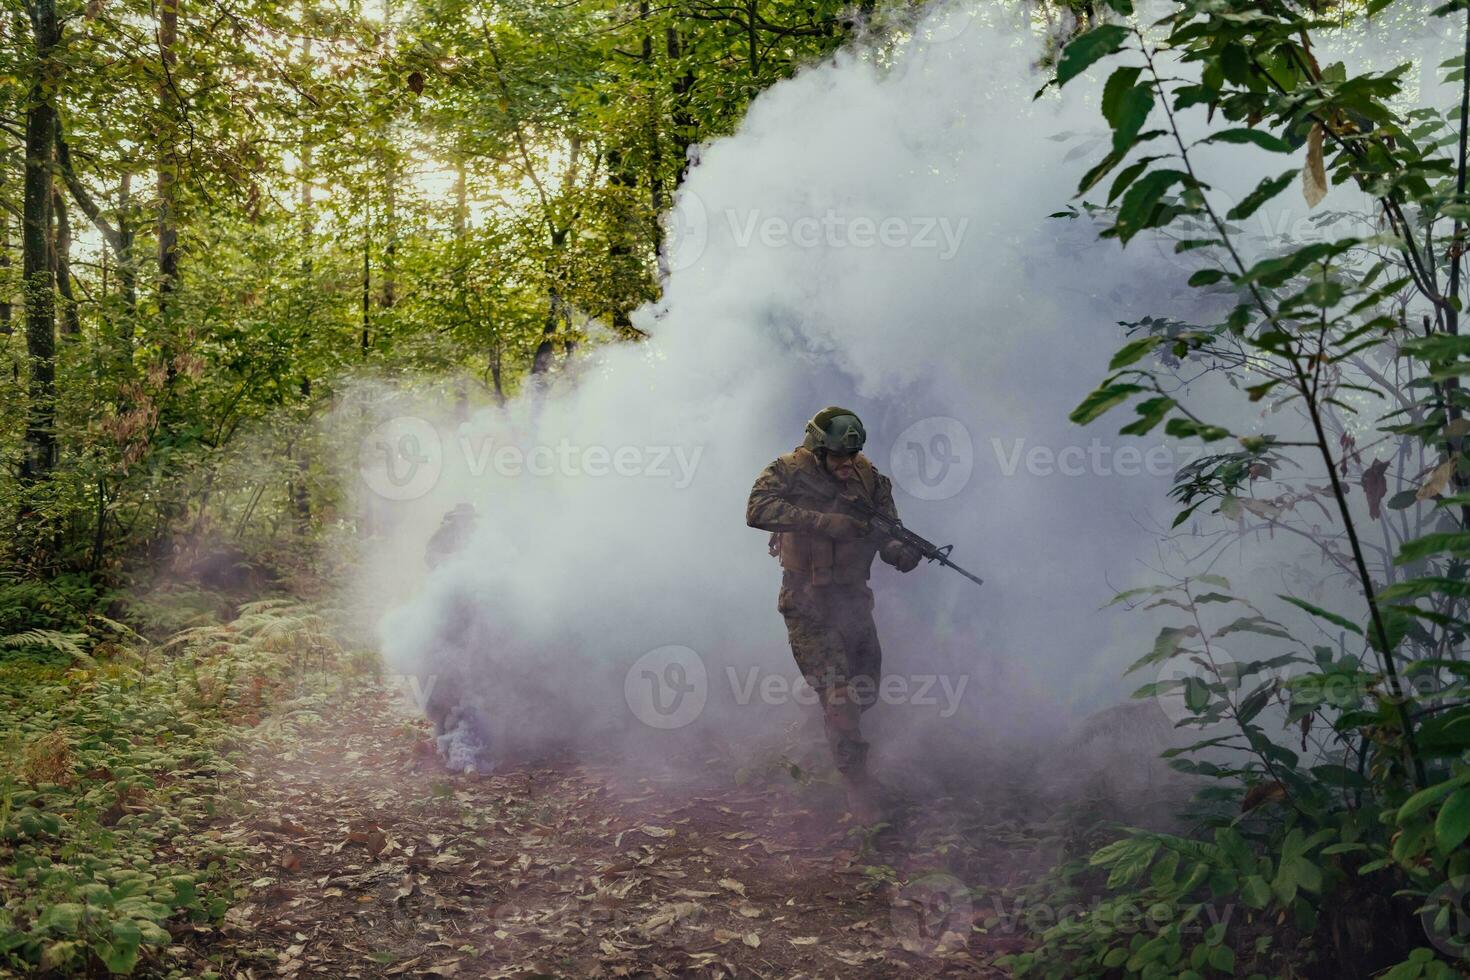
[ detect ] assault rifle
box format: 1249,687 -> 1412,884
795,471 -> 984,588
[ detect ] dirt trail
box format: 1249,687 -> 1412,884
199,683 -> 1042,979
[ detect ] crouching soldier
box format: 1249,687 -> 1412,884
746,407 -> 920,822
419,502 -> 492,772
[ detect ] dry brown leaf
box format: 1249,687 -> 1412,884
717,878 -> 746,897
1418,458 -> 1457,501
1362,458 -> 1389,520
1303,123 -> 1327,208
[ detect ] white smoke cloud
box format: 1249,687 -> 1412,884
348,0 -> 1457,786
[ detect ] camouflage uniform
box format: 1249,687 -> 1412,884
422,504 -> 481,747
746,446 -> 912,775
425,504 -> 478,571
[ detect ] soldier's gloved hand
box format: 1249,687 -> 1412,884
882,540 -> 922,572
894,547 -> 922,572
812,512 -> 870,540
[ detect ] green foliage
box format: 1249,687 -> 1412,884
0,600 -> 357,975
0,0 -> 924,579
1021,0 -> 1470,974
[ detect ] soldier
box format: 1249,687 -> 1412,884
420,502 -> 490,771
746,407 -> 921,822
425,502 -> 479,570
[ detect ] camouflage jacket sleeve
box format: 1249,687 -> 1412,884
746,457 -> 822,532
872,472 -> 915,566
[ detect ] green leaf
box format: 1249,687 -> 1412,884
1101,66 -> 1144,125
1056,25 -> 1130,87
1227,170 -> 1297,221
1116,169 -> 1189,242
1200,128 -> 1292,153
1436,788 -> 1470,852
1397,774 -> 1469,823
1126,625 -> 1201,674
1111,84 -> 1156,154
1188,268 -> 1228,286
1070,382 -> 1146,424
1240,875 -> 1271,908
1277,595 -> 1363,635
1214,615 -> 1292,640
37,903 -> 86,936
1120,396 -> 1174,436
1109,336 -> 1164,370
1396,531 -> 1470,564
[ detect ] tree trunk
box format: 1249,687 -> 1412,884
361,241 -> 370,356
1,206 -> 13,336
156,0 -> 180,309
667,27 -> 696,189
52,185 -> 80,338
55,124 -> 137,326
379,0 -> 397,311
453,155 -> 468,239
20,0 -> 60,484
116,173 -> 136,336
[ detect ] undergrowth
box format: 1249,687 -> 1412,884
0,597 -> 369,977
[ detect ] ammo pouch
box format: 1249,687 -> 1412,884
775,529 -> 870,587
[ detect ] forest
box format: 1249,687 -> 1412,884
3,0 -> 1470,976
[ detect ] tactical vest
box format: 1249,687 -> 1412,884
771,447 -> 884,588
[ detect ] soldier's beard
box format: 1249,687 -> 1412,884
825,456 -> 857,482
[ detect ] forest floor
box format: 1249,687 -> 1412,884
194,680 -> 1054,979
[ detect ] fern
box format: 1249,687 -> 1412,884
0,631 -> 95,666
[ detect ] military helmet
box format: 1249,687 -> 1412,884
803,406 -> 866,455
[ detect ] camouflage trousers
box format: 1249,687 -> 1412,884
777,572 -> 882,775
